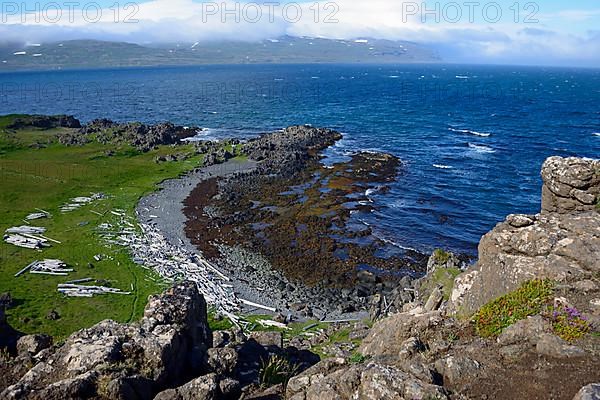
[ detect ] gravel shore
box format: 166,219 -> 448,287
136,159 -> 370,321
136,160 -> 273,309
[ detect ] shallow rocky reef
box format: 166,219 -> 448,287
184,125 -> 429,319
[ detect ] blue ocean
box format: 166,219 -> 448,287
1,64 -> 599,255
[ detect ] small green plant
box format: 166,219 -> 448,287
348,352 -> 370,364
0,347 -> 12,362
259,355 -> 299,388
547,305 -> 590,342
447,331 -> 459,342
595,198 -> 600,213
474,279 -> 554,337
432,248 -> 451,264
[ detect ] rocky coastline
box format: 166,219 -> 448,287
1,115 -> 599,399
137,124 -> 431,321
6,116 -> 430,320
1,154 -> 599,399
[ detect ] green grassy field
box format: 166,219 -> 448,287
0,116 -> 205,339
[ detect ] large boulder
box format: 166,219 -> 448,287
450,157 -> 600,317
286,358 -> 447,400
16,335 -> 52,358
359,310 -> 443,358
573,383 -> 600,400
541,157 -> 600,214
497,315 -> 551,346
153,373 -> 219,400
1,282 -> 212,400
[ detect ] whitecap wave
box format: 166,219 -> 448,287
455,75 -> 470,79
365,185 -> 385,196
377,236 -> 418,252
593,132 -> 600,137
449,127 -> 491,137
468,143 -> 496,153
433,164 -> 453,169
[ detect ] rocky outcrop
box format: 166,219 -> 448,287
359,311 -> 443,358
59,119 -> 198,151
2,282 -> 212,400
541,157 -> 600,214
1,282 -> 321,399
289,300 -> 599,400
7,115 -> 82,130
286,309 -> 457,400
450,157 -> 600,317
286,357 -> 448,400
242,125 -> 342,175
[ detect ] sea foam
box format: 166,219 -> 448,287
449,127 -> 491,137
468,143 -> 496,153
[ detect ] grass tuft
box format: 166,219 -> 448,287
432,248 -> 451,264
348,352 -> 370,364
259,355 -> 299,388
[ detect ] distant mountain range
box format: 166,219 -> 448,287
0,37 -> 439,71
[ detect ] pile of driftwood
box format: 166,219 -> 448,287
60,193 -> 106,213
15,259 -> 72,277
3,226 -> 58,249
100,212 -> 241,323
57,283 -> 130,298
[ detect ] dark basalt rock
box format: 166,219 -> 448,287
59,119 -> 199,151
0,292 -> 13,308
242,125 -> 343,176
7,115 -> 82,130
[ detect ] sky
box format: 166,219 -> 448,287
1,0 -> 599,66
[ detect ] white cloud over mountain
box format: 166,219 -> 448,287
0,0 -> 598,66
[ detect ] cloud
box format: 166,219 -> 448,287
542,8 -> 600,22
519,28 -> 556,37
0,0 -> 599,66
